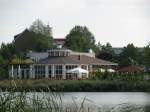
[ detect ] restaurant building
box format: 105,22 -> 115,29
9,47 -> 117,79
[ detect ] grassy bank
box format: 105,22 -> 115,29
0,79 -> 150,92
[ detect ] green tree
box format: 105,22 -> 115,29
0,43 -> 16,61
33,33 -> 52,52
65,26 -> 98,53
0,42 -> 28,78
119,43 -> 139,67
0,54 -> 8,79
97,42 -> 115,61
143,43 -> 150,68
0,43 -> 16,78
29,19 -> 52,37
29,19 -> 53,52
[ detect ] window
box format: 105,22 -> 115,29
49,52 -> 54,57
54,65 -> 62,75
60,51 -> 64,56
66,65 -> 78,70
48,65 -> 52,74
54,51 -> 59,56
34,65 -> 45,79
49,65 -> 52,78
81,65 -> 87,69
51,52 -> 54,56
66,65 -> 78,79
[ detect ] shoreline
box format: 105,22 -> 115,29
0,79 -> 150,92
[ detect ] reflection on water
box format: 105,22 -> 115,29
62,92 -> 150,105
26,92 -> 150,112
60,92 -> 150,112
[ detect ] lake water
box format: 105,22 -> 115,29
27,92 -> 150,112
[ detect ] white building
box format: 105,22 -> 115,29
9,48 -> 117,79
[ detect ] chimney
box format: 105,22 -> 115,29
78,55 -> 81,60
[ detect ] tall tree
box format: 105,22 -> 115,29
143,43 -> 150,68
0,55 -> 7,78
97,42 -> 115,61
29,19 -> 52,37
65,26 -> 98,52
0,43 -> 15,78
0,43 -> 16,61
119,43 -> 139,67
33,33 -> 53,52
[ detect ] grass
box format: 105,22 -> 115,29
0,72 -> 149,92
0,81 -> 96,112
0,79 -> 150,92
0,81 -> 65,112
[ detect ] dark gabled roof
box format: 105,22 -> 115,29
36,55 -> 118,65
117,66 -> 144,73
14,29 -> 29,41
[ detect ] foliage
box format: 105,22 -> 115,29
14,29 -> 53,52
0,55 -> 5,64
14,19 -> 53,52
65,25 -> 98,53
97,42 -> 116,61
94,71 -> 145,81
29,19 -> 52,37
0,43 -> 16,61
143,43 -> 150,68
0,77 -> 149,92
31,32 -> 53,52
119,43 -> 139,67
0,81 -> 150,112
0,85 -> 63,112
0,55 -> 7,78
0,43 -> 16,79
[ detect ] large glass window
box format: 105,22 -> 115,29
66,65 -> 78,70
66,65 -> 78,79
48,65 -> 52,78
54,65 -> 62,75
81,65 -> 87,69
54,51 -> 59,56
34,65 -> 45,79
59,51 -> 64,56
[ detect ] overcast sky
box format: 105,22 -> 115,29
0,0 -> 150,47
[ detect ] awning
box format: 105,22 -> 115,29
107,68 -> 115,72
99,68 -> 105,73
67,67 -> 89,74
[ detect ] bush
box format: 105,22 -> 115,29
0,79 -> 149,92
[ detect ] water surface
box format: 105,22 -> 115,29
27,92 -> 150,112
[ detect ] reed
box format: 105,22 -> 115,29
0,80 -> 93,112
0,81 -> 150,112
0,79 -> 150,92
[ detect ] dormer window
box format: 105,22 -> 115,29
48,49 -> 71,57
